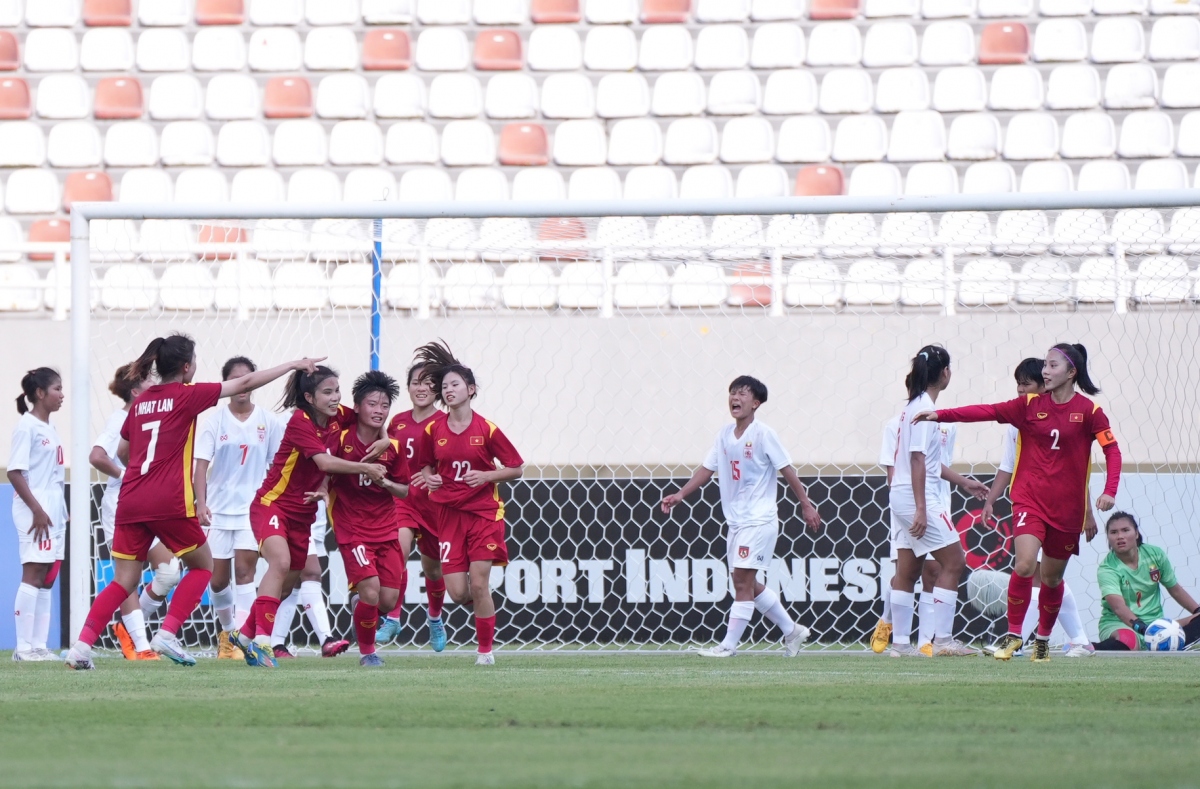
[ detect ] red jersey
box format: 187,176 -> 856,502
937,392 -> 1121,532
388,409 -> 443,521
327,428 -> 408,544
415,412 -> 523,520
256,405 -> 353,522
117,382 -> 222,525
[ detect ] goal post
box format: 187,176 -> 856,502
67,188 -> 1200,651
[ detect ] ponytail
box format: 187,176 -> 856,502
1050,342 -> 1100,395
125,333 -> 195,383
17,367 -> 60,415
108,363 -> 143,404
413,340 -> 477,405
280,365 -> 338,420
904,344 -> 950,402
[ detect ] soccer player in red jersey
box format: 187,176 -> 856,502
232,366 -> 388,667
380,362 -> 448,650
65,335 -> 323,670
327,372 -> 410,667
413,341 -> 524,665
914,343 -> 1121,662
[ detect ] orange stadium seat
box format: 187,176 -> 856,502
0,32 -> 18,71
263,77 -> 313,118
83,0 -> 133,25
979,22 -> 1031,64
362,29 -> 411,70
63,171 -> 114,212
475,30 -> 524,70
795,165 -> 846,196
810,0 -> 861,18
94,77 -> 144,119
531,0 -> 582,22
537,217 -> 589,260
642,0 -> 692,22
0,77 -> 30,119
195,0 -> 245,24
198,225 -> 247,261
28,219 -> 70,261
498,123 -> 550,165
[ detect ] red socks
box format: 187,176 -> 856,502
427,577 -> 446,620
1006,573 -> 1035,638
254,595 -> 281,640
387,601 -> 403,619
242,598 -> 259,638
1037,582 -> 1065,638
476,614 -> 496,654
161,568 -> 212,636
79,581 -> 130,646
45,559 -> 62,586
387,566 -> 405,619
355,602 -> 379,655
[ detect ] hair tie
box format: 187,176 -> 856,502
919,351 -> 928,359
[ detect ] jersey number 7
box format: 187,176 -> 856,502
140,420 -> 161,474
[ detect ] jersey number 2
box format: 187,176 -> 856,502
730,460 -> 741,481
140,421 -> 161,474
1049,429 -> 1061,450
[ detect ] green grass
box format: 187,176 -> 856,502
3,652 -> 1200,789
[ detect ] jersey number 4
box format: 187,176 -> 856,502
730,460 -> 741,481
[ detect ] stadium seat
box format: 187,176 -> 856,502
81,29 -> 135,71
735,163 -> 789,197
980,22 -> 1030,65
865,0 -> 918,14
844,259 -> 900,305
862,22 -> 917,67
89,217 -> 139,263
793,164 -> 844,196
26,0 -> 78,25
1061,112 -> 1117,158
542,73 -> 595,119
536,217 -> 588,260
429,74 -> 483,118
1033,20 -> 1088,61
148,75 -> 202,120
94,77 -> 143,120
474,217 -> 534,261
476,0 -> 527,23
784,260 -> 842,306
195,0 -> 245,24
625,166 -> 679,199
1096,0 -> 1145,9
847,163 -> 902,196
160,120 -> 215,164
329,120 -> 384,165
375,74 -> 426,118
668,262 -> 727,308
306,28 -> 359,70
978,0 -> 1031,12
888,111 -> 946,161
48,121 -> 103,167
807,23 -> 863,66
878,212 -> 934,256
27,218 -> 69,262
35,75 -> 89,119
1078,160 -> 1131,191
1020,161 -> 1074,192
597,74 -> 651,119
1002,113 -> 1059,160
101,264 -> 158,311
876,68 -> 930,113
272,263 -> 329,310
385,260 -> 441,308
1113,208 -> 1167,253
499,262 -> 555,309
385,121 -> 439,163
933,67 -> 987,112
0,121 -> 45,166
1168,208 -> 1200,255
905,162 -> 959,195
935,211 -> 992,253
361,30 -> 411,71
1150,18 -> 1200,61
273,120 -> 328,165
819,69 -> 873,114
639,26 -> 694,70
0,77 -> 29,119
343,168 -> 397,202
592,216 -> 649,259
992,209 -> 1051,254
486,73 -> 539,118
1046,64 -> 1102,109
475,30 -> 523,71
252,218 -> 310,259
1134,256 -> 1191,303
962,161 -> 1017,193
61,171 -> 113,213
643,0 -> 693,21
1052,209 -> 1107,256
1179,112 -> 1200,156
215,256 -> 270,309
1075,256 -> 1128,303
586,0 -> 639,22
246,0 -> 302,24
650,216 -> 707,258
499,122 -> 549,165
1163,64 -> 1200,108
455,168 -> 510,201
811,0 -> 861,17
695,25 -> 750,69
104,121 -> 157,166
708,71 -> 761,115
608,118 -> 663,165
528,26 -> 582,70
193,27 -> 247,71
584,26 -> 638,71
567,167 -> 622,201
118,168 -> 173,203
137,29 -> 190,71
680,164 -> 735,198
416,0 -> 470,23
1040,0 -> 1091,12
531,0 -> 580,22
25,29 -> 79,71
175,168 -> 229,203
315,74 -> 370,120
898,259 -> 949,307
958,259 -> 1014,306
750,23 -> 805,68
663,118 -> 718,164
768,215 -> 821,258
652,72 -> 706,117
759,0 -> 806,22
823,214 -> 878,257
262,77 -> 312,119
614,263 -> 670,309
1119,111 -> 1175,158
0,32 -> 17,71
231,168 -> 286,203
511,167 -> 565,200
1104,64 -> 1157,109
988,66 -> 1042,111
249,28 -> 302,71
157,264 -> 216,310
698,0 -> 753,20
921,22 -> 976,66
719,117 -> 773,163
762,69 -> 817,115
85,0 -> 134,25
139,0 -> 190,25
440,120 -> 496,166
553,120 -> 607,166
555,262 -> 602,309
204,74 -> 257,119
1092,19 -> 1145,63
832,116 -> 888,162
425,221 -> 481,263
216,120 -> 271,166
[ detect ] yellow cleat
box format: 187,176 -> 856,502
870,618 -> 893,654
1030,638 -> 1051,663
992,634 -> 1024,661
217,630 -> 244,661
918,642 -> 934,657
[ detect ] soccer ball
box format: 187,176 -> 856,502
966,569 -> 1009,618
1144,619 -> 1185,652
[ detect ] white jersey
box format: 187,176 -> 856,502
935,423 -> 957,512
702,419 -> 792,528
195,404 -> 284,516
889,392 -> 943,508
879,414 -> 901,468
94,408 -> 127,493
999,424 -> 1019,475
8,411 -> 66,523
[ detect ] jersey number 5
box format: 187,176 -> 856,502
730,460 -> 741,481
140,420 -> 162,474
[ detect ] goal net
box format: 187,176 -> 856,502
72,193 -> 1200,652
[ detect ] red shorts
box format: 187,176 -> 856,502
111,517 -> 206,562
250,501 -> 310,571
339,539 -> 405,590
1013,510 -> 1081,561
396,499 -> 440,561
434,504 -> 508,574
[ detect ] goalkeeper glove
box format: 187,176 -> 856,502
1131,618 -> 1148,635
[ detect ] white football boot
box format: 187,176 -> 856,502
696,645 -> 737,658
783,624 -> 811,657
475,652 -> 496,666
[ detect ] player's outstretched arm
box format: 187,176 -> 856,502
1105,593 -> 1147,633
219,356 -> 327,398
914,400 -> 1019,425
88,445 -> 122,479
312,453 -> 386,484
660,467 -> 714,513
1166,583 -> 1200,621
780,466 -> 821,532
981,470 -> 1012,524
941,465 -> 988,501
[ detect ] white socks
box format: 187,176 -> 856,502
1021,587 -> 1042,639
1059,584 -> 1088,644
33,588 -> 51,650
720,600 -> 755,651
300,580 -> 331,642
881,587 -> 893,625
917,591 -> 936,647
210,584 -> 236,631
139,588 -> 162,620
121,610 -> 151,652
272,589 -> 300,647
754,587 -> 796,638
931,587 -> 957,641
234,583 -> 255,630
890,590 -> 915,645
14,583 -> 37,652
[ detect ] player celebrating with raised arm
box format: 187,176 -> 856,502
327,372 -> 410,667
8,368 -> 66,662
65,335 -> 325,670
382,362 -> 448,650
413,341 -> 524,666
193,357 -> 283,660
914,343 -> 1121,662
661,376 -> 822,658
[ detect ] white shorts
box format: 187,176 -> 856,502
889,500 -> 958,559
16,522 -> 65,564
204,514 -> 258,560
726,521 -> 777,572
308,515 -> 326,558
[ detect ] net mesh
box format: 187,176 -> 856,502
82,204 -> 1200,652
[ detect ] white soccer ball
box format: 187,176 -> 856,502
967,569 -> 1009,618
1144,618 -> 1185,652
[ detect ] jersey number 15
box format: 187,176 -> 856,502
730,460 -> 741,481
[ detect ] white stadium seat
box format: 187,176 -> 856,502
962,161 -> 1017,193
736,164 -> 790,198
476,0 -> 526,21
5,169 -> 58,213
81,29 -> 136,72
375,74 -> 428,118
597,74 -> 650,119
502,263 -> 557,309
511,168 -> 565,201
415,28 -> 471,71
905,162 -> 959,195
990,66 -> 1044,111
206,75 -> 259,120
48,121 -> 103,167
140,0 -> 190,25
317,75 -> 371,119
119,169 -> 173,203
832,115 -> 888,162
922,0 -> 977,16
1093,0 -> 1146,12
443,263 -> 497,309
553,120 -> 607,166
160,121 -> 215,165
385,122 -> 439,164
27,0 -> 79,26
1118,111 -> 1175,158
878,213 -> 933,255
249,28 -> 303,71
476,218 -> 534,261
768,215 -> 821,258
363,0 -> 414,23
639,27 -> 694,71
584,27 -> 638,71
1078,160 -> 1131,191
417,0 -> 470,23
456,168 -> 510,202
24,29 -> 79,72
992,210 -> 1051,254
160,264 -> 216,310
249,0 -> 303,24
887,111 -> 946,162
776,116 -> 833,162
486,74 -> 540,119
762,70 -> 818,115
105,122 -> 159,167
385,262 -> 441,309
1076,256 -> 1129,303
823,214 -> 879,257
1091,18 -> 1146,63
708,71 -> 762,115
698,0 -> 753,21
327,263 -> 373,309
1179,112 -> 1200,156
305,28 -> 359,70
680,165 -> 735,199
750,23 -> 805,68
614,263 -> 671,309
272,263 -> 329,310
288,169 -> 342,203
807,23 -> 863,66
0,122 -> 46,167
1020,161 -> 1074,192
958,259 -> 1014,306
426,220 -> 480,261
624,166 -> 678,200
608,119 -> 664,165
568,167 -> 622,201
1034,20 -> 1089,61
848,163 -> 903,196
695,25 -> 750,70
528,26 -> 582,71
1003,113 -> 1059,160
933,67 -> 988,113
920,22 -> 975,66
866,0 -> 920,14
557,263 -> 604,310
175,168 -> 228,203
935,211 -> 993,253
752,0 -> 805,18
36,75 -> 89,120
102,265 -> 159,311
149,75 -> 203,121
542,73 -> 596,119
1104,63 -> 1158,109
785,261 -> 842,307
1061,112 -> 1117,158
900,259 -> 950,307
876,68 -> 931,113
819,69 -> 873,114
844,259 -> 900,306
670,263 -> 728,308
1112,208 -> 1167,253
1041,0 -> 1092,12
231,168 -> 286,203
429,74 -> 483,119
273,119 -> 328,166
1162,64 -> 1200,109
663,118 -> 719,165
310,0 -> 364,24
586,0 -> 639,23
863,22 -> 918,67
193,28 -> 247,71
217,120 -> 272,167
440,120 -> 496,166
1046,65 -> 1102,109
330,120 -> 385,165
652,216 -> 707,258
720,117 -> 775,163
1150,17 -> 1200,61
1134,256 -> 1191,303
137,29 -> 189,71
1052,209 -> 1108,256
344,168 -> 397,202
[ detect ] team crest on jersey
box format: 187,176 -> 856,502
1069,413 -> 1084,422
395,423 -> 406,431
743,441 -> 753,459
219,434 -> 229,443
437,438 -> 448,446
738,546 -> 749,559
470,436 -> 485,446
487,543 -> 498,551
1037,412 -> 1048,419
257,425 -> 267,441
344,446 -> 353,453
1150,565 -> 1161,583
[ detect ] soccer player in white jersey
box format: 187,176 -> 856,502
7,368 -> 67,661
888,346 -> 979,657
661,376 -> 822,658
193,357 -> 284,660
980,357 -> 1095,657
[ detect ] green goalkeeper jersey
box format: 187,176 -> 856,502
1097,544 -> 1177,642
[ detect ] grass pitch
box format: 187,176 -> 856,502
2,651 -> 1199,789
